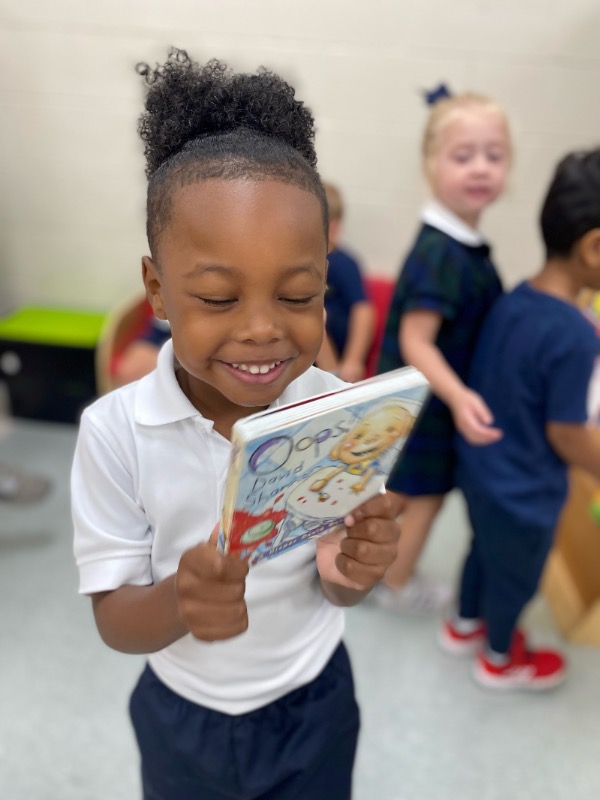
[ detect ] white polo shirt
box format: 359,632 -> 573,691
72,340 -> 346,715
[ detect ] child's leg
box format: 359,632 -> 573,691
457,519 -> 485,620
480,520 -> 555,654
129,643 -> 359,800
371,494 -> 452,613
383,494 -> 445,587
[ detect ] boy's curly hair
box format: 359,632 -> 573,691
136,48 -> 326,255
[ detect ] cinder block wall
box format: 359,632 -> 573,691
1,1 -> 599,311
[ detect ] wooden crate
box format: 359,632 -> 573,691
542,467 -> 600,644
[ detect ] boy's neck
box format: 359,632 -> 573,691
176,369 -> 267,441
528,258 -> 583,304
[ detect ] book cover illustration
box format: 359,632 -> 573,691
220,372 -> 428,566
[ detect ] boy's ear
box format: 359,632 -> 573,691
141,256 -> 168,320
579,228 -> 600,270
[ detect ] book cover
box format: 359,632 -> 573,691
219,366 -> 429,566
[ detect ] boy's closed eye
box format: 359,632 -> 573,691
196,297 -> 237,307
194,294 -> 319,307
279,295 -> 319,305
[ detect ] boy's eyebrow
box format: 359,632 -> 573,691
183,263 -> 322,279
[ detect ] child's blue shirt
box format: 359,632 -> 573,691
456,281 -> 600,529
324,247 -> 368,357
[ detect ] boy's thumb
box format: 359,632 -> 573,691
208,524 -> 221,549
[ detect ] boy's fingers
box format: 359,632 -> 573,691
344,518 -> 400,546
339,535 -> 398,565
184,541 -> 249,582
346,491 -> 395,525
214,553 -> 249,582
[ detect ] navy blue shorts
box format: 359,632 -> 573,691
129,642 -> 360,800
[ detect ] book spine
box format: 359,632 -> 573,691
218,431 -> 245,554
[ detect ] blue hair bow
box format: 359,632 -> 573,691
423,84 -> 452,105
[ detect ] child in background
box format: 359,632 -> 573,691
113,316 -> 171,387
374,90 -> 510,613
72,49 -> 401,799
442,148 -> 600,690
317,182 -> 375,382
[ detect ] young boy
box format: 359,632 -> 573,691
72,49 -> 400,798
441,148 -> 600,690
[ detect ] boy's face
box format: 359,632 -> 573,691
428,110 -> 510,228
143,178 -> 328,422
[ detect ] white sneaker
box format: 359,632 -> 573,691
370,575 -> 453,614
0,464 -> 52,504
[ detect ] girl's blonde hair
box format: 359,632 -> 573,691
422,92 -> 511,173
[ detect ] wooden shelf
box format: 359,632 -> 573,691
542,467 -> 600,645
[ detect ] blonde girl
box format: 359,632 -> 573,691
375,90 -> 511,612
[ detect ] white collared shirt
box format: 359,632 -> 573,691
421,199 -> 486,247
72,340 -> 345,714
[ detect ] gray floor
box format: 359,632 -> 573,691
1,417 -> 599,800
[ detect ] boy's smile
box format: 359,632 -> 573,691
142,178 -> 328,431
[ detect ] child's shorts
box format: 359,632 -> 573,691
129,641 -> 360,800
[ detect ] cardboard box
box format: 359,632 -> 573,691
0,307 -> 106,424
542,467 -> 600,645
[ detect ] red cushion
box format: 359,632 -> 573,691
364,276 -> 395,378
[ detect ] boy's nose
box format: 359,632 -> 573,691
236,306 -> 282,343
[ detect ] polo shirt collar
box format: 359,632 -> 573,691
421,200 -> 485,247
134,338 -> 289,428
134,339 -> 210,427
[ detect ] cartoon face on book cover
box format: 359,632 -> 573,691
224,391 -> 424,565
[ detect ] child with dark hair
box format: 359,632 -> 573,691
441,147 -> 600,690
113,317 -> 171,387
317,182 -> 375,382
71,48 -> 400,799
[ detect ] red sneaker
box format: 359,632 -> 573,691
474,642 -> 566,691
438,619 -> 486,656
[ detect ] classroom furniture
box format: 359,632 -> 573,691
364,275 -> 394,378
0,306 -> 106,424
95,293 -> 153,395
542,467 -> 600,644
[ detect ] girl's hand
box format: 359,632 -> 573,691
316,492 -> 400,593
175,526 -> 249,642
450,388 -> 503,445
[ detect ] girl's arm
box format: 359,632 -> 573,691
338,301 -> 376,382
400,310 -> 502,444
547,422 -> 600,481
400,310 -> 464,404
91,531 -> 249,653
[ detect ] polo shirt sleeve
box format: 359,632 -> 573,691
545,336 -> 598,425
72,410 -> 154,594
401,239 -> 462,321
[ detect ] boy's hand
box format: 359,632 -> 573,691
451,388 -> 503,445
175,527 -> 249,642
316,492 -> 400,594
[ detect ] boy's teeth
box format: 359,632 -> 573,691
232,361 -> 279,374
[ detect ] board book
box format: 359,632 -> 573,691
218,366 -> 429,566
